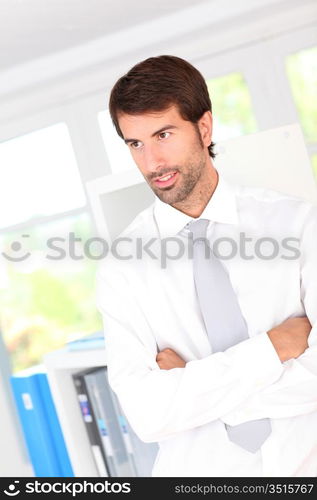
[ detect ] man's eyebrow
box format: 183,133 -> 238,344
124,124 -> 178,144
151,124 -> 178,137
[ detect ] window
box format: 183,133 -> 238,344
0,212 -> 102,372
0,124 -> 102,372
99,110 -> 135,174
206,72 -> 258,141
286,46 -> 317,144
0,123 -> 86,228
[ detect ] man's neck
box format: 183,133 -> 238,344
171,165 -> 218,218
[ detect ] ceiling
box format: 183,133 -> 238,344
0,0 -> 197,70
0,0 -> 313,100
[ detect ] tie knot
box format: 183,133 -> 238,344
188,218 -> 209,240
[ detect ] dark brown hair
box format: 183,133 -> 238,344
109,55 -> 216,159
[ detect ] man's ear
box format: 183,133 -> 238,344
197,111 -> 213,148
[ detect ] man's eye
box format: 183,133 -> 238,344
158,132 -> 170,140
130,141 -> 142,149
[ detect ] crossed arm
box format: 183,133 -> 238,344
157,316 -> 316,426
157,316 -> 312,369
97,262 -> 317,442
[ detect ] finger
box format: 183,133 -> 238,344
157,361 -> 168,369
160,348 -> 174,354
156,352 -> 168,360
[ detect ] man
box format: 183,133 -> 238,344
96,55 -> 317,476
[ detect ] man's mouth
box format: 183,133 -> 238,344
153,171 -> 178,188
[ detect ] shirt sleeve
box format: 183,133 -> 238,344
222,205 -> 317,426
96,259 -> 283,443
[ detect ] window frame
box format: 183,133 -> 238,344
195,25 -> 317,160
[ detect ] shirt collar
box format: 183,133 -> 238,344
154,173 -> 239,239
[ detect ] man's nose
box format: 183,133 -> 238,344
143,144 -> 166,175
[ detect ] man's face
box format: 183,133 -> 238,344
118,105 -> 210,206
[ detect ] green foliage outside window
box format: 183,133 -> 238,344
206,73 -> 257,138
286,46 -> 317,143
0,213 -> 102,372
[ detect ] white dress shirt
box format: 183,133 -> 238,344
96,174 -> 317,477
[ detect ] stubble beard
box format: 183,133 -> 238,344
144,123 -> 210,206
151,158 -> 205,205
148,137 -> 207,206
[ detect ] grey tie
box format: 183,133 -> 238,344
189,218 -> 271,453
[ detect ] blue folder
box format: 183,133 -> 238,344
10,366 -> 73,477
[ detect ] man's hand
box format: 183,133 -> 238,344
156,348 -> 186,370
267,316 -> 312,362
